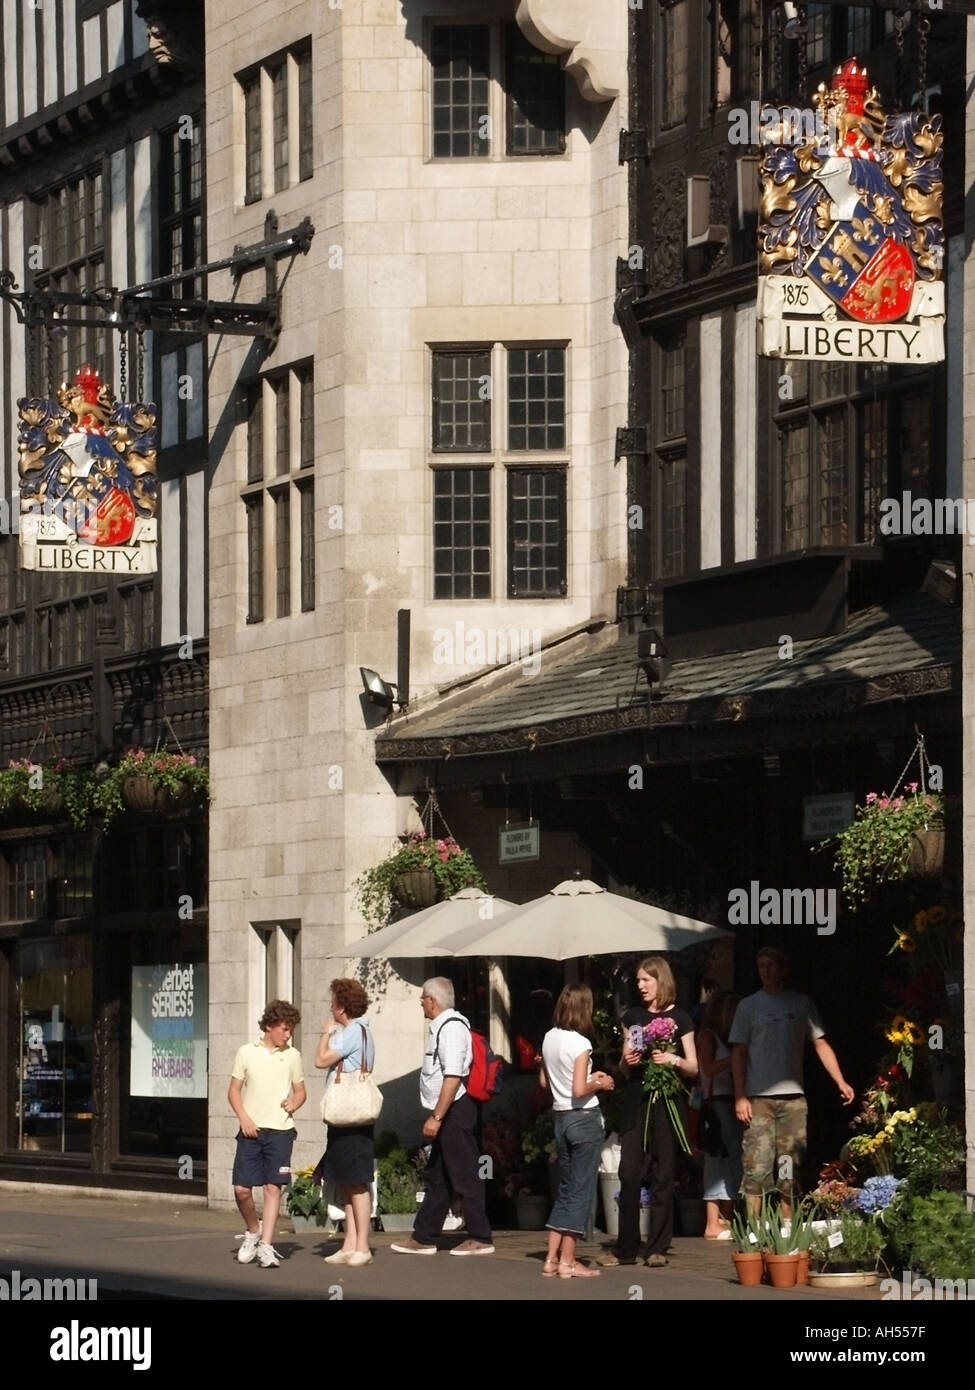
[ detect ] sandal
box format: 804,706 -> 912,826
542,1258 -> 560,1277
558,1262 -> 601,1279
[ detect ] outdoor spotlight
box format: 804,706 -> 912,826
638,628 -> 669,695
359,666 -> 400,711
782,2 -> 805,39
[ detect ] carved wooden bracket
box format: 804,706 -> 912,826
515,0 -> 625,102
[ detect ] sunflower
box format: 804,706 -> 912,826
927,905 -> 947,925
898,935 -> 916,953
912,909 -> 928,931
904,1021 -> 926,1046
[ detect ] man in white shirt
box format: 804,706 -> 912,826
391,977 -> 494,1257
730,947 -> 854,1220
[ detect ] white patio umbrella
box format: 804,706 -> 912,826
343,886 -> 516,958
432,878 -> 732,960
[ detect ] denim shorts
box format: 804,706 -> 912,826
547,1108 -> 604,1236
232,1128 -> 296,1188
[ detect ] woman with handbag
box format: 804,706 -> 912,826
696,990 -> 743,1240
314,978 -> 378,1267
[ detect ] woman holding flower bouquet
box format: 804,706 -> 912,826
597,957 -> 697,1269
540,984 -> 615,1278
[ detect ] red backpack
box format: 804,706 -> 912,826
433,1017 -> 504,1102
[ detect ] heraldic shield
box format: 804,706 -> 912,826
17,365 -> 158,573
758,58 -> 944,364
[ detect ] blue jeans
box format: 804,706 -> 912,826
547,1108 -> 604,1236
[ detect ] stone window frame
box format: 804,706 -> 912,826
430,341 -> 570,601
237,41 -> 313,207
427,19 -> 567,163
240,361 -> 315,625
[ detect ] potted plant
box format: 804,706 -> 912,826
285,1167 -> 329,1232
353,833 -> 486,929
0,759 -> 93,829
601,1183 -> 651,1240
730,1206 -> 764,1285
377,1144 -> 421,1231
808,1210 -> 886,1288
759,1195 -> 800,1288
93,748 -> 209,829
823,785 -> 944,910
515,1107 -> 556,1229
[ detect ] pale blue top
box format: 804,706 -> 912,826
326,1018 -> 375,1085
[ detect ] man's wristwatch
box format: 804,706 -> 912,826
432,1114 -> 444,1123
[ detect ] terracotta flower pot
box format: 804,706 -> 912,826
732,1250 -> 764,1286
122,775 -> 193,814
764,1251 -> 799,1288
796,1250 -> 810,1285
392,867 -> 438,910
907,826 -> 945,877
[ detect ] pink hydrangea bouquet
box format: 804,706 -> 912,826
641,1016 -> 691,1153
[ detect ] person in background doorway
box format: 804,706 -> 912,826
696,990 -> 743,1239
730,947 -> 855,1221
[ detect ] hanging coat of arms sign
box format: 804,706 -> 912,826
18,365 -> 158,573
757,59 -> 944,365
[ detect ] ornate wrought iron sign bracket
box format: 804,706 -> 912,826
0,211 -> 314,351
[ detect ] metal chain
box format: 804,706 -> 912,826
45,323 -> 56,398
918,15 -> 930,108
770,4 -> 782,107
136,326 -> 145,401
796,5 -> 807,98
894,10 -> 908,107
118,334 -> 127,400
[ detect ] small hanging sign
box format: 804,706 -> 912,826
499,822 -> 540,864
18,364 -> 158,573
758,60 -> 944,365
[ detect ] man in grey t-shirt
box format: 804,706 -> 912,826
730,947 -> 854,1219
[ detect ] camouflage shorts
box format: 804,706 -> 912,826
740,1096 -> 807,1199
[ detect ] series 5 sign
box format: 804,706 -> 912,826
758,59 -> 944,365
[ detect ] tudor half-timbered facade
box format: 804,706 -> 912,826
0,1 -> 210,1190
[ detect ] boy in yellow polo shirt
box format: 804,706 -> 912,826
229,1000 -> 306,1268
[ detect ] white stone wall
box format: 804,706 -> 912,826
204,0 -> 627,1200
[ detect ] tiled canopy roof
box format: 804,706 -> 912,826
376,593 -> 959,763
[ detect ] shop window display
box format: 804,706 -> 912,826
17,935 -> 93,1152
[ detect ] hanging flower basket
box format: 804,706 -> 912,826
354,825 -> 487,931
93,748 -> 209,830
906,827 -> 945,878
392,867 -> 438,910
0,759 -> 93,829
121,775 -> 193,814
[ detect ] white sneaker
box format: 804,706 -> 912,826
237,1231 -> 260,1264
257,1243 -> 281,1268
